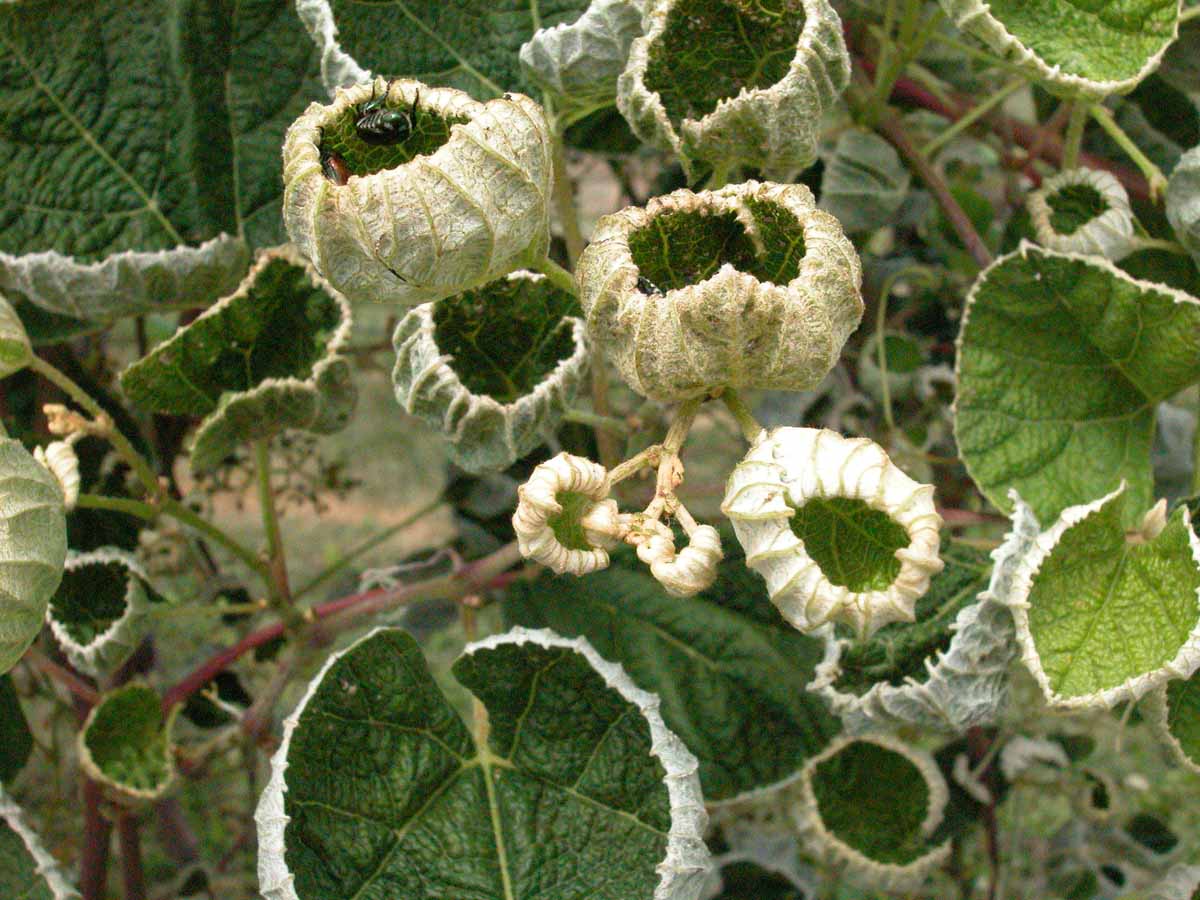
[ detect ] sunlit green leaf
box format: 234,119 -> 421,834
79,683 -> 176,802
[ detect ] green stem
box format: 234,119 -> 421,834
27,356 -> 159,496
532,256 -> 578,296
1182,5 -> 1200,22
75,492 -> 269,580
254,439 -> 294,616
1131,237 -> 1190,256
1062,101 -> 1088,170
920,79 -> 1025,157
720,389 -> 764,443
1089,103 -> 1169,199
873,265 -> 936,436
549,123 -> 586,268
561,407 -> 632,435
293,498 -> 445,601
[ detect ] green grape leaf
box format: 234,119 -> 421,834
296,0 -> 592,97
0,0 -> 322,321
0,789 -> 79,899
955,242 -> 1200,528
710,860 -> 810,900
1150,667 -> 1200,773
789,497 -> 910,593
0,438 -> 67,674
255,627 -> 709,900
0,675 -> 32,785
0,293 -> 31,379
819,129 -> 911,233
79,683 -> 176,803
392,272 -> 589,473
797,735 -> 949,890
120,248 -> 356,471
1005,485 -> 1200,709
1160,17 -> 1200,93
47,549 -> 152,678
1168,146 -> 1200,271
936,0 -> 1180,97
503,532 -> 840,801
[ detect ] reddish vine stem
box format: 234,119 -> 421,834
116,814 -> 146,900
24,647 -> 98,707
161,541 -> 524,714
968,726 -> 1001,900
79,777 -> 111,900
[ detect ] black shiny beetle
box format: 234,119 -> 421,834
355,81 -> 419,147
636,275 -> 664,296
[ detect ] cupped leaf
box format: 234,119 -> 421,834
0,293 -> 31,379
520,0 -> 647,125
46,548 -> 153,678
1148,668 -> 1200,773
955,242 -> 1200,528
617,0 -> 849,178
295,0 -> 591,96
811,531 -> 1021,735
255,627 -> 709,900
577,181 -> 863,403
283,81 -> 553,307
0,438 -> 67,674
1168,145 -> 1200,271
0,0 -> 324,320
1027,168 -> 1136,260
819,129 -> 911,233
794,734 -> 950,891
0,788 -> 79,899
936,0 -> 1180,97
120,247 -> 355,472
392,272 -> 589,473
503,530 -> 839,802
79,683 -> 175,804
1003,485 -> 1200,709
0,675 -> 32,785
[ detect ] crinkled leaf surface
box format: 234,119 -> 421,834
808,739 -> 936,865
49,558 -> 130,646
955,244 -> 1200,527
318,0 -> 591,97
643,0 -> 808,128
819,129 -> 911,233
832,544 -> 992,695
504,534 -> 839,800
435,277 -> 582,404
790,497 -> 910,593
120,253 -> 354,470
80,684 -> 174,798
937,0 -> 1179,94
0,0 -> 320,260
1164,669 -> 1200,768
261,628 -> 705,900
0,675 -> 32,785
1025,491 -> 1200,702
0,438 -> 67,674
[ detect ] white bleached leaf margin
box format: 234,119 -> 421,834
392,271 -> 590,474
809,493 -> 1032,734
1027,168 -> 1136,260
256,626 -> 710,900
293,0 -> 370,94
0,787 -> 79,899
1145,680 -> 1200,774
46,548 -> 153,679
1147,864 -> 1200,900
1001,482 -> 1200,710
793,733 -> 951,892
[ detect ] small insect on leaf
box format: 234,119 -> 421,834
636,275 -> 663,295
354,80 -> 419,147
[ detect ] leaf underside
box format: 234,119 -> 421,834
503,534 -> 839,800
1027,493 -> 1200,700
0,0 -> 321,260
83,685 -> 171,793
628,200 -> 806,291
790,497 -> 909,593
280,629 -> 674,900
955,245 -> 1200,528
833,544 -> 993,694
433,275 -> 581,402
322,0 -> 590,98
644,0 -> 806,125
809,739 -> 932,865
121,258 -> 342,416
49,561 -> 128,645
